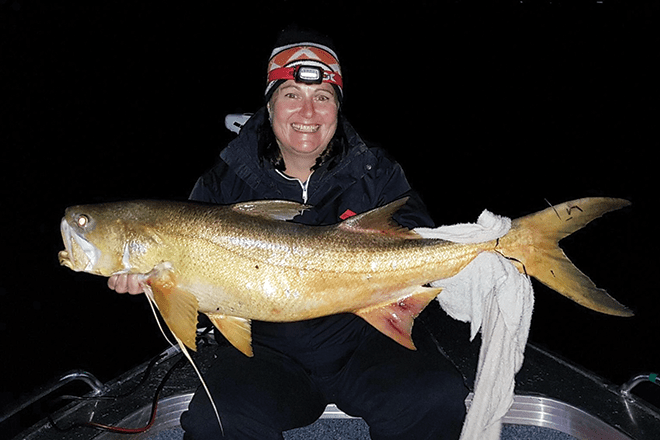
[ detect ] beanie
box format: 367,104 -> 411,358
265,26 -> 343,102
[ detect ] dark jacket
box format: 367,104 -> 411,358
190,107 -> 435,376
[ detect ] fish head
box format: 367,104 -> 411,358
58,202 -> 159,277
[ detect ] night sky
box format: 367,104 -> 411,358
1,0 -> 658,425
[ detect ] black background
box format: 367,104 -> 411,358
1,0 -> 658,427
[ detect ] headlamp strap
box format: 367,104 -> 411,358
268,66 -> 343,89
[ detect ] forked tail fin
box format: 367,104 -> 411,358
498,197 -> 633,317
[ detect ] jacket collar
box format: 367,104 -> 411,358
219,106 -> 377,197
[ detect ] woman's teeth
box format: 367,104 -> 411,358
292,123 -> 320,133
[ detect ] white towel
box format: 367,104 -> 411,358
416,211 -> 534,440
414,210 -> 511,244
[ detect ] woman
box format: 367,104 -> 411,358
109,27 -> 468,440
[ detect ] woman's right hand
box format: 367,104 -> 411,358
108,273 -> 145,295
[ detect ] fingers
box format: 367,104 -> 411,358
108,273 -> 145,295
108,274 -> 127,293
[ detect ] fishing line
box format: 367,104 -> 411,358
544,198 -> 562,220
144,285 -> 178,349
144,284 -> 225,436
48,351 -> 168,406
172,333 -> 225,437
48,354 -> 187,434
47,287 -> 224,436
495,238 -> 528,276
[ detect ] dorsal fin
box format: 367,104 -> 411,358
231,200 -> 309,221
339,198 -> 421,238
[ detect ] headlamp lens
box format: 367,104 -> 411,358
295,66 -> 323,84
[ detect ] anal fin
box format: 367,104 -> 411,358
355,287 -> 442,350
146,263 -> 199,351
206,313 -> 253,357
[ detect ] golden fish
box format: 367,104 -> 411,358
58,197 -> 632,356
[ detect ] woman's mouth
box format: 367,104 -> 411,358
291,123 -> 321,133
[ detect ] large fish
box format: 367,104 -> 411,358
58,197 -> 633,356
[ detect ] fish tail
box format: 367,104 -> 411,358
498,197 -> 633,317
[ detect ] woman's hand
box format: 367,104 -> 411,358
108,273 -> 145,295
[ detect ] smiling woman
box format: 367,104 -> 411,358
260,30 -> 345,183
106,25 -> 467,440
267,81 -> 339,181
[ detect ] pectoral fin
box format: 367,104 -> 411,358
355,287 -> 441,350
206,313 -> 254,357
146,264 -> 199,351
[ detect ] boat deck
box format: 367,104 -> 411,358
90,395 -> 581,440
5,304 -> 659,439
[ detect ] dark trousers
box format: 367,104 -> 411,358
180,325 -> 468,440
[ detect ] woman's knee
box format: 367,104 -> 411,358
364,367 -> 468,440
181,403 -> 283,440
180,346 -> 328,438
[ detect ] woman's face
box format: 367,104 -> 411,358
269,80 -> 339,164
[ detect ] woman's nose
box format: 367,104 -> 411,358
299,96 -> 314,118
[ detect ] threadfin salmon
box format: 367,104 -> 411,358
59,197 -> 632,356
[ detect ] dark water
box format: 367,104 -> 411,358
2,1 -> 658,433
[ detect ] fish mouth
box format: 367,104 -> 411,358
58,250 -> 74,269
60,217 -> 101,272
291,123 -> 320,133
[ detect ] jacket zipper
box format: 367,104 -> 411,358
276,170 -> 313,204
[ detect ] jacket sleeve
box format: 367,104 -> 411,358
386,166 -> 435,229
188,160 -> 246,205
371,150 -> 435,229
189,173 -> 222,203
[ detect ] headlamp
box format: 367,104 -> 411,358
267,65 -> 343,89
294,66 -> 323,84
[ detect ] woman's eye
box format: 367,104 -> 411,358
317,94 -> 335,103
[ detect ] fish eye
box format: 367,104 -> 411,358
76,214 -> 89,228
